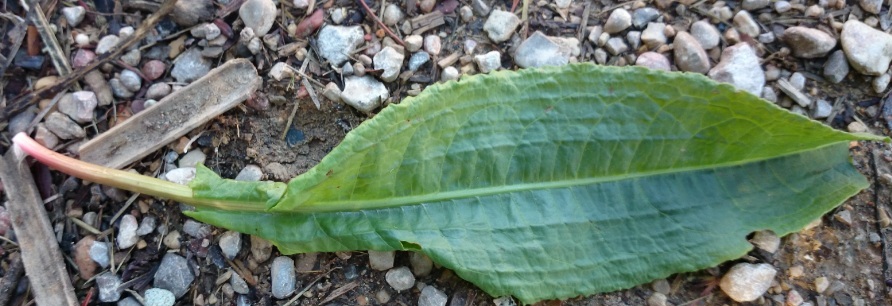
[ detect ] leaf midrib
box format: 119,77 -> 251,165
284,141 -> 852,213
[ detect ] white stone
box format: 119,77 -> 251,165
405,35 -> 423,52
640,23 -> 666,48
373,46 -> 405,82
691,20 -> 720,49
385,266 -> 415,291
719,263 -> 777,302
474,51 -> 502,73
604,9 -> 632,34
708,43 -> 765,96
783,27 -> 837,58
95,35 -> 120,54
418,285 -> 448,306
164,167 -> 197,185
483,10 -> 521,43
58,91 -> 97,123
317,26 -> 365,66
383,4 -> 404,26
673,32 -> 711,73
441,66 -> 460,81
841,20 -> 892,75
340,76 -> 389,112
368,250 -> 395,270
239,0 -> 277,36
117,215 -> 139,249
424,35 -> 442,55
514,31 -> 572,68
635,52 -> 670,71
750,230 -> 780,253
269,62 -> 295,81
62,6 -> 86,26
733,11 -> 760,37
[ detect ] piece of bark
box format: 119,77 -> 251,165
776,78 -> 812,108
0,252 -> 24,306
78,59 -> 261,169
27,0 -> 73,77
0,154 -> 79,306
84,70 -> 114,106
411,11 -> 445,35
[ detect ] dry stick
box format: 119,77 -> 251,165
27,0 -> 73,77
1,0 -> 178,122
281,53 -> 313,140
0,252 -> 24,306
577,1 -> 592,48
358,0 -> 405,46
0,13 -> 27,78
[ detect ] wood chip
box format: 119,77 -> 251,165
437,53 -> 460,68
318,281 -> 359,305
776,78 -> 812,108
411,11 -> 445,35
0,153 -> 79,306
78,59 -> 261,169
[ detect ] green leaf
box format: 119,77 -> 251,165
186,64 -> 882,303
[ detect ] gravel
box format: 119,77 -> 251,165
120,70 -> 142,92
673,32 -> 711,73
89,241 -> 110,268
271,256 -> 296,299
171,48 -> 212,83
144,288 -> 176,306
183,219 -> 212,238
719,263 -> 777,302
424,35 -> 442,55
841,20 -> 892,76
137,216 -> 156,236
45,111 -> 85,139
514,31 -> 572,68
483,10 -> 521,43
385,266 -> 415,291
408,52 -> 431,71
750,230 -> 780,253
239,0 -> 277,36
410,252 -> 434,276
824,50 -> 850,83
250,235 -> 273,262
368,250 -> 395,271
61,6 -> 85,26
154,253 -> 195,298
707,43 -> 765,96
95,35 -> 120,54
475,51 -> 502,73
316,26 -> 365,66
96,273 -> 123,302
235,165 -> 263,181
419,285 -> 448,306
340,75 -> 389,112
690,20 -> 720,50
732,11 -> 760,37
146,83 -> 172,99
604,9 -> 632,34
58,91 -> 97,123
219,231 -> 242,260
374,46 -> 405,82
631,7 -> 660,29
383,4 -> 404,26
178,150 -> 206,168
783,27 -> 837,58
635,52 -> 671,71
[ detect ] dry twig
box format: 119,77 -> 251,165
358,0 -> 405,46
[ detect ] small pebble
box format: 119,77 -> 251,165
474,51 -> 502,73
373,46 -> 404,82
424,35 -> 442,55
750,230 -> 780,253
441,66 -> 460,81
96,35 -> 120,54
815,276 -> 830,293
120,70 -> 142,92
58,91 -> 97,123
178,150 -> 206,168
483,10 -> 521,43
96,273 -> 123,302
719,263 -> 777,302
383,4 -> 404,26
163,230 -> 181,249
109,78 -> 134,98
385,266 -> 415,291
848,121 -> 868,133
154,253 -> 195,298
368,250 -> 395,270
418,285 -> 448,306
408,52 -> 431,71
61,6 -> 86,26
230,272 -> 250,294
271,256 -> 296,299
835,210 -> 853,225
142,60 -> 167,81
144,288 -> 176,306
410,253 -> 434,276
45,112 -> 85,139
604,9 -> 632,34
239,0 -> 277,36
146,83 -> 172,99
874,74 -> 891,93
647,293 -> 667,306
183,219 -> 212,238
74,236 -> 98,279
219,231 -> 242,260
117,215 -> 139,249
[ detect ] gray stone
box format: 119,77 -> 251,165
144,288 -> 175,306
742,0 -> 770,10
627,31 -> 642,50
109,78 -> 134,98
408,52 -> 431,71
230,272 -> 250,294
652,279 -> 671,295
90,241 -> 110,268
8,108 -> 35,136
635,52 -> 670,71
460,5 -> 474,21
474,51 -> 502,73
121,49 -> 141,67
374,46 -> 405,82
594,48 -> 608,64
472,0 -> 491,16
824,50 -> 850,83
385,266 -> 415,291
750,230 -> 780,253
691,20 -> 720,49
45,112 -> 85,139
812,99 -> 833,119
708,43 -> 765,96
171,0 -> 214,27
369,250 -> 395,270
118,297 -> 141,306
96,35 -> 120,54
604,9 -> 632,34
235,165 -> 263,181
789,72 -> 806,90
733,11 -> 759,37
183,219 -> 212,238
514,31 -> 572,68
719,263 -> 776,302
62,6 -> 86,26
441,66 -> 460,81
323,82 -> 342,102
673,32 -> 711,73
632,7 -> 659,29
419,285 -> 448,306
783,27 -> 836,58
239,0 -> 276,36
841,20 -> 892,75
137,216 -> 157,236
171,48 -> 212,83
761,86 -> 777,102
97,273 -> 123,302
483,10 -> 521,43
154,254 -> 194,298
587,26 -> 603,44
120,70 -> 142,92
219,231 -> 242,260
647,293 -> 668,306
605,37 -> 629,55
317,26 -> 365,66
59,91 -> 97,123
861,0 -> 883,14
178,150 -> 206,168
117,215 -> 138,249
383,4 -> 404,26
146,83 -> 172,99
201,46 -> 224,57
341,75 -> 389,112
35,124 -> 59,149
271,256 -> 296,298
